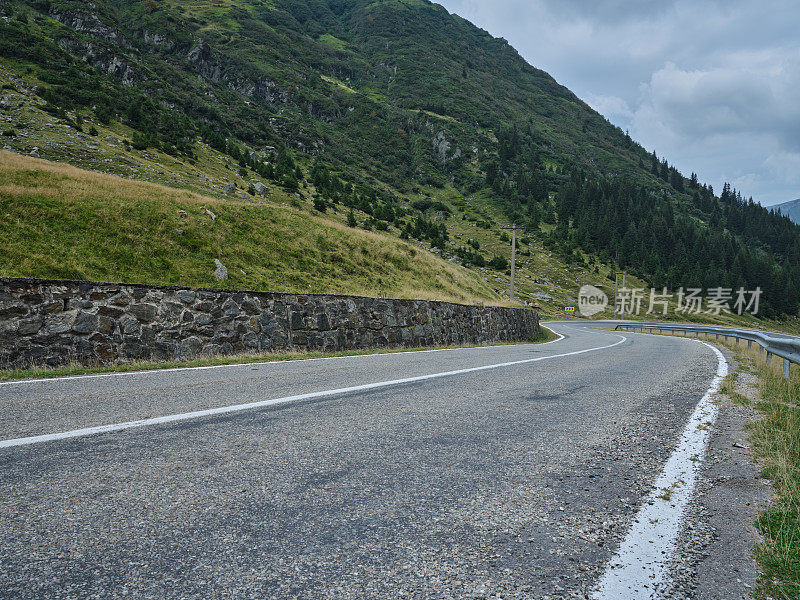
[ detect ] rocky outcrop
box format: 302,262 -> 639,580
249,180 -> 270,196
187,39 -> 222,83
142,30 -> 173,48
432,130 -> 462,163
0,278 -> 539,368
226,76 -> 289,106
57,38 -> 138,86
185,39 -> 289,106
51,9 -> 129,47
213,260 -> 229,281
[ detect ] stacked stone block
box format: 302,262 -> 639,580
0,278 -> 540,368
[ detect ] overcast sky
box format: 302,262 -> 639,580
436,0 -> 800,206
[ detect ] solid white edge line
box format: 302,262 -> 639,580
0,338 -> 564,387
540,324 -> 566,344
0,330 -> 624,449
591,340 -> 728,600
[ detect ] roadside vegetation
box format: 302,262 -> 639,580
531,326 -> 558,344
728,344 -> 800,599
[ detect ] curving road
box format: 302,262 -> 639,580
0,323 -> 724,599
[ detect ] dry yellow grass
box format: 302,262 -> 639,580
0,150 -> 502,304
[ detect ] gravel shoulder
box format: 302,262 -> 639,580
660,349 -> 773,599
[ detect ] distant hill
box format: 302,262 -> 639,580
773,199 -> 800,225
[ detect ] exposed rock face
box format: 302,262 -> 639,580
104,55 -> 136,86
213,260 -> 228,281
50,10 -> 127,47
187,39 -> 222,84
226,76 -> 288,106
57,37 -> 138,86
433,130 -> 451,163
142,30 -> 173,48
0,278 -> 539,368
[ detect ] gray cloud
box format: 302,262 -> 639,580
437,0 -> 800,205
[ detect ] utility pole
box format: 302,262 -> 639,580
614,271 -> 626,320
502,224 -> 517,302
510,223 -> 516,302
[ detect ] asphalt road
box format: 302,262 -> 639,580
0,323 -> 722,599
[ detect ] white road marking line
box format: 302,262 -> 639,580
0,339 -> 559,387
540,325 -> 566,344
591,341 -> 728,600
0,332 -> 625,449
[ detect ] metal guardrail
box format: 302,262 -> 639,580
614,322 -> 800,379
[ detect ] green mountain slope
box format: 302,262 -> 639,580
1,0 -> 799,320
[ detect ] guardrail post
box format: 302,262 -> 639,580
747,340 -> 751,349
784,359 -> 791,380
766,351 -> 773,365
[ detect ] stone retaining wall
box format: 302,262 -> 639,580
0,278 -> 540,368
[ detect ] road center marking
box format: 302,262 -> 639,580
0,332 -> 623,449
591,341 -> 728,599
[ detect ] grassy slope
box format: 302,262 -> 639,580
0,150 -> 498,303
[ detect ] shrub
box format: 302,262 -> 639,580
488,256 -> 508,270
